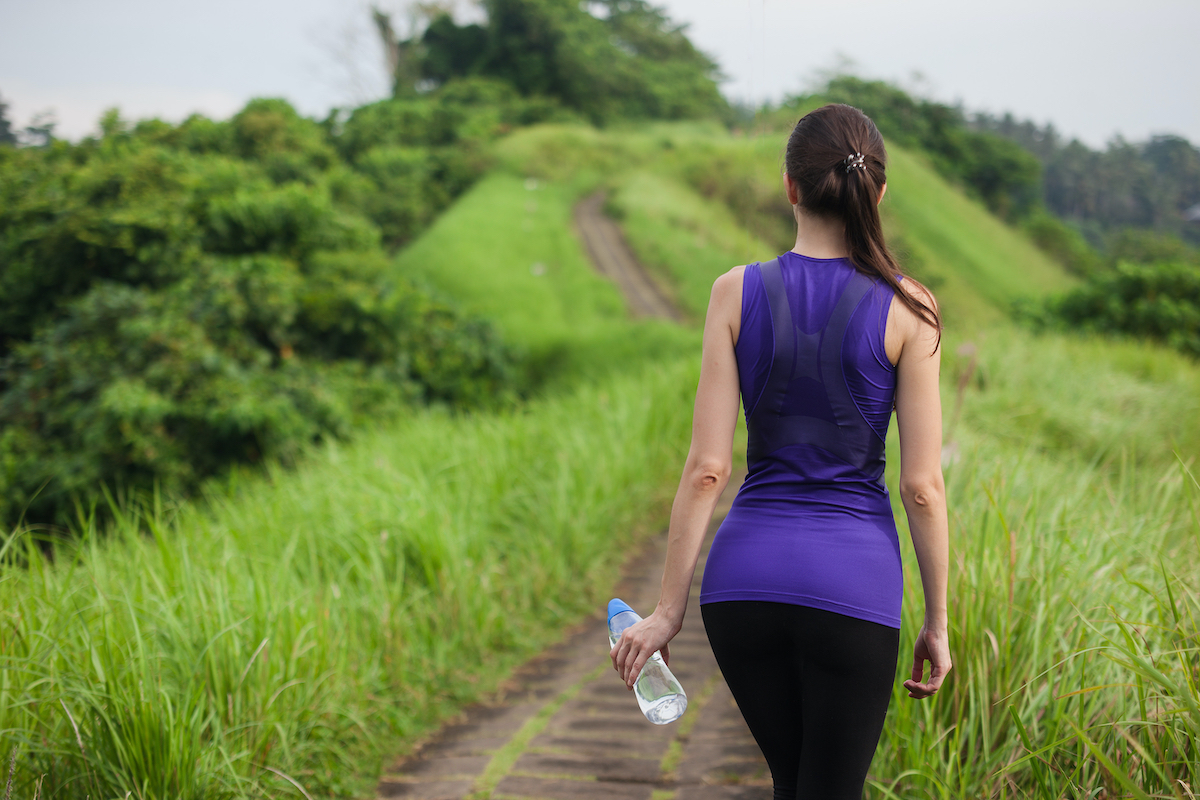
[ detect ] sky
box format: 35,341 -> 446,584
1,0 -> 1197,148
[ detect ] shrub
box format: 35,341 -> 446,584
1037,260 -> 1200,357
0,99 -> 517,527
1022,210 -> 1103,276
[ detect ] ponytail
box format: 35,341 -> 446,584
785,104 -> 941,349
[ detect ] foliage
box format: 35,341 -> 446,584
1021,209 -> 1104,276
335,77 -> 576,242
388,0 -> 729,125
1035,260 -> 1200,357
1,118 -> 1198,797
1106,226 -> 1200,267
0,91 -> 16,145
975,111 -> 1200,246
0,99 -> 516,527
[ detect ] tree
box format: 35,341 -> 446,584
371,0 -> 728,123
975,112 -> 1200,246
372,6 -> 426,98
0,92 -> 18,146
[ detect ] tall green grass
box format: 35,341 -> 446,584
871,328 -> 1200,798
0,360 -> 700,798
878,427 -> 1199,798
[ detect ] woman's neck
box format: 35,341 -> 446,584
791,208 -> 847,259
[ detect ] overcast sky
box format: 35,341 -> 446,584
1,0 -> 1197,147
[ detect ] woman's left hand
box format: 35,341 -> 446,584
610,611 -> 680,689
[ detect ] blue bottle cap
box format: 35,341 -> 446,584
607,598 -> 635,626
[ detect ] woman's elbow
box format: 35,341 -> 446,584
899,473 -> 945,509
687,457 -> 731,493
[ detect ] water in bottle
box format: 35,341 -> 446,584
607,598 -> 688,724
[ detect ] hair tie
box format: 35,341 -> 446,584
844,152 -> 866,174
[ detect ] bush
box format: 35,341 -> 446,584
1037,260 -> 1200,356
0,100 -> 517,528
1022,210 -> 1103,276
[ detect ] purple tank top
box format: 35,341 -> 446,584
699,252 -> 903,628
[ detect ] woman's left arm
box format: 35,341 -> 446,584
611,267 -> 744,689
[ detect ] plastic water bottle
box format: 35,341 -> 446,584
607,598 -> 688,724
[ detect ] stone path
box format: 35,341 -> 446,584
375,477 -> 769,800
572,191 -> 684,323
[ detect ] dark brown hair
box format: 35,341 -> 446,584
785,103 -> 941,345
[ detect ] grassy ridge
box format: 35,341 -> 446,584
392,170 -> 695,386
499,121 -> 1076,330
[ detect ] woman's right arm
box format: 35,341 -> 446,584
892,287 -> 952,699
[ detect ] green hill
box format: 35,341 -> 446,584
883,145 -> 1077,327
437,121 -> 1077,331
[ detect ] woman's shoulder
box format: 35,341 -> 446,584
886,277 -> 941,363
708,266 -> 749,339
890,277 -> 940,321
711,264 -> 748,299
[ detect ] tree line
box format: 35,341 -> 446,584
373,0 -> 729,124
972,111 -> 1200,248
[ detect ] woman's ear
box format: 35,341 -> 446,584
877,182 -> 888,205
784,172 -> 800,206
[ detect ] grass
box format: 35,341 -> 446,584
391,169 -> 696,388
0,360 -> 701,798
609,171 -> 775,320
882,146 -> 1078,331
871,327 -> 1200,797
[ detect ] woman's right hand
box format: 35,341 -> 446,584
902,623 -> 951,699
610,611 -> 680,689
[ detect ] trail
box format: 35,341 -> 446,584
375,481 -> 768,800
374,197 -> 769,800
573,192 -> 684,322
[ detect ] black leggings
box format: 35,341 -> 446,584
702,601 -> 899,800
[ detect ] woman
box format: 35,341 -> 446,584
610,103 -> 952,799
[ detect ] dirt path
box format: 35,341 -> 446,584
374,196 -> 767,800
573,192 -> 684,322
375,478 -> 768,800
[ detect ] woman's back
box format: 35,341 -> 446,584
699,252 -> 904,628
